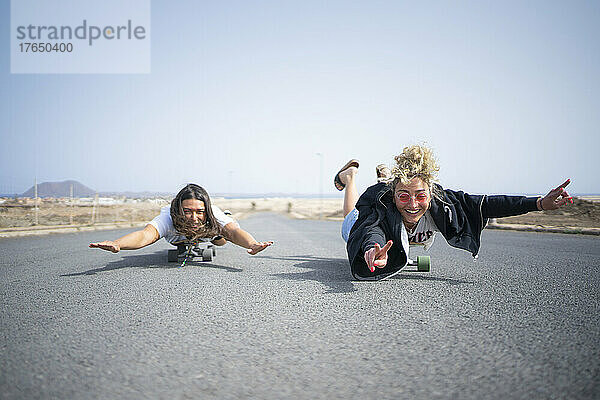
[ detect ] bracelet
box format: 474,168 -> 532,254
538,197 -> 544,211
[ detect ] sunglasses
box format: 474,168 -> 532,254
395,192 -> 429,203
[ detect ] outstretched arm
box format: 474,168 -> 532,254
483,179 -> 574,219
222,222 -> 273,255
89,224 -> 160,253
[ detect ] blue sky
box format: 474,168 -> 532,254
1,0 -> 599,196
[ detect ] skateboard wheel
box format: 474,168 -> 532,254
202,248 -> 213,262
208,244 -> 216,256
417,256 -> 430,272
168,249 -> 178,262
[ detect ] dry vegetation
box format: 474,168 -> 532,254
494,197 -> 600,228
0,199 -> 164,228
0,197 -> 346,229
1,196 -> 599,229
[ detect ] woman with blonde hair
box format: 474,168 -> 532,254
333,145 -> 573,281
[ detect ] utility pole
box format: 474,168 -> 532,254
34,178 -> 38,225
69,183 -> 74,225
91,193 -> 98,224
316,153 -> 324,219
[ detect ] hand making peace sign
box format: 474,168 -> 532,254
539,179 -> 574,211
364,240 -> 393,272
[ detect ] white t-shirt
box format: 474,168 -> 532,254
401,211 -> 439,254
148,205 -> 234,244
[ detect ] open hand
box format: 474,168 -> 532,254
89,241 -> 120,253
540,179 -> 574,211
364,240 -> 393,272
247,241 -> 274,255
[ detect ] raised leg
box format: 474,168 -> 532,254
339,166 -> 359,217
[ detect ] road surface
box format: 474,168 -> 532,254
1,213 -> 599,399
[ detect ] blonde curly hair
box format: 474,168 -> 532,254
390,144 -> 442,201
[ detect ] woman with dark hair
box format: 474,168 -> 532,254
89,184 -> 273,255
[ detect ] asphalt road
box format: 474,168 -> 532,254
1,213 -> 599,399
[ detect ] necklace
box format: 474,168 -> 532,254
404,221 -> 417,232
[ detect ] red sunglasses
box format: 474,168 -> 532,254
395,192 -> 429,203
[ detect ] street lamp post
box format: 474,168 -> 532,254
316,153 -> 324,219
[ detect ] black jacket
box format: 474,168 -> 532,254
346,183 -> 539,280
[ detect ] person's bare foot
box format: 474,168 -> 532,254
339,166 -> 358,186
334,159 -> 359,190
376,164 -> 391,183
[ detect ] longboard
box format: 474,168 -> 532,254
168,241 -> 216,264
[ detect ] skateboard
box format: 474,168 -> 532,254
406,256 -> 431,272
168,241 -> 216,264
404,241 -> 431,272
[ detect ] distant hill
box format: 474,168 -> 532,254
21,180 -> 96,198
